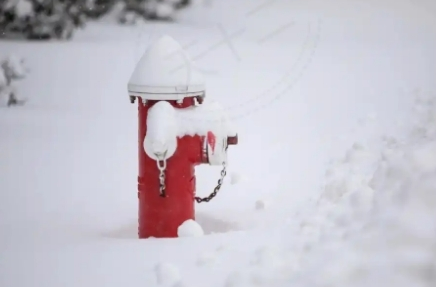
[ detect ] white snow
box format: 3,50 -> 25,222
14,0 -> 33,18
128,35 -> 205,99
1,0 -> 436,286
196,251 -> 216,266
255,199 -> 268,210
145,99 -> 236,140
154,262 -> 182,285
144,99 -> 235,159
176,100 -> 236,138
156,2 -> 176,19
229,172 -> 242,184
177,219 -> 204,237
144,101 -> 178,159
0,68 -> 11,107
0,66 -> 7,87
2,54 -> 27,79
288,91 -> 436,287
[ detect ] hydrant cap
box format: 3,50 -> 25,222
128,35 -> 206,100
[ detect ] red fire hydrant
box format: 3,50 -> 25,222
128,35 -> 238,239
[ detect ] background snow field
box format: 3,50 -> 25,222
1,0 -> 436,286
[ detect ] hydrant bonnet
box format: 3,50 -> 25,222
128,35 -> 206,100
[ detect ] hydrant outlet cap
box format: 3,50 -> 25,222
128,35 -> 206,100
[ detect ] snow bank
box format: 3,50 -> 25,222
154,262 -> 181,285
294,92 -> 436,287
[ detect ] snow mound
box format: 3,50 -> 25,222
172,281 -> 194,287
295,91 -> 436,287
229,172 -> 242,185
224,271 -> 244,287
154,262 -> 181,286
255,199 -> 268,210
177,219 -> 204,237
196,251 -> 216,266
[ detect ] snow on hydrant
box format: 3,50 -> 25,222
128,35 -> 238,239
0,55 -> 28,107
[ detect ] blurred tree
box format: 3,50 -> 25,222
0,0 -> 86,40
0,0 -> 193,40
117,0 -> 191,24
81,0 -> 117,19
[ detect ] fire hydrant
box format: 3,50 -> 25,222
128,35 -> 238,239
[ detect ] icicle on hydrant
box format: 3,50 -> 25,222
128,35 -> 238,239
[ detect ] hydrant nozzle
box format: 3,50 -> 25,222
227,135 -> 238,145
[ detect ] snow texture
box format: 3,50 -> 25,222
14,0 -> 33,18
196,251 -> 216,266
255,200 -> 268,210
176,100 -> 237,137
144,101 -> 178,159
154,262 -> 181,285
2,54 -> 27,79
292,91 -> 436,287
1,1 -> 436,286
0,55 -> 27,106
177,219 -> 204,237
0,68 -> 6,87
146,99 -> 236,139
155,2 -> 175,19
144,99 -> 235,159
128,35 -> 205,97
229,172 -> 242,185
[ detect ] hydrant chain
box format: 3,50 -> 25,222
194,161 -> 227,203
155,156 -> 167,198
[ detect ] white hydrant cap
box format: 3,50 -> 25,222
128,35 -> 206,100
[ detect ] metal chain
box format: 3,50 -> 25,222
155,146 -> 229,201
195,161 -> 227,203
155,153 -> 167,198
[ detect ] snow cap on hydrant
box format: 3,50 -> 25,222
128,35 -> 205,100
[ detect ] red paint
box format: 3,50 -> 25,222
207,131 -> 216,153
137,98 -> 207,238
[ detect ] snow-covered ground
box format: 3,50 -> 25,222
1,0 -> 436,286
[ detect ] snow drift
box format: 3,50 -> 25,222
292,91 -> 436,287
